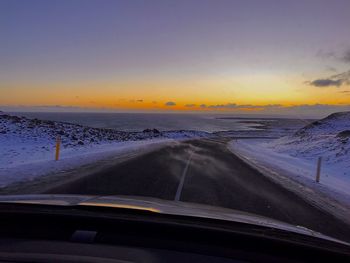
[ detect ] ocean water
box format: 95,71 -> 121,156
10,112 -> 265,133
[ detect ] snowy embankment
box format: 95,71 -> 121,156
228,111 -> 350,211
0,113 -> 210,188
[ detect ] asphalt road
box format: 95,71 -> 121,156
45,138 -> 350,241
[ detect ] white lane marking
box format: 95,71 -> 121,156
175,152 -> 194,201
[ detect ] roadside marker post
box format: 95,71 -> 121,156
55,135 -> 61,161
316,157 -> 322,183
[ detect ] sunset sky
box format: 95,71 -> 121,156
1,0 -> 350,116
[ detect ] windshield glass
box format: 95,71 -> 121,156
1,0 -> 350,243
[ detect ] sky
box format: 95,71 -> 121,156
1,0 -> 350,117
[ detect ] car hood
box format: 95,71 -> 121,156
0,194 -> 348,246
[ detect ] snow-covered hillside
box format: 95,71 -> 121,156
0,113 -> 211,167
229,111 -> 350,208
269,111 -> 350,171
0,113 -> 210,187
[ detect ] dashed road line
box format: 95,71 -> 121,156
174,152 -> 194,201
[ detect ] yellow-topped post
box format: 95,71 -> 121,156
55,135 -> 61,161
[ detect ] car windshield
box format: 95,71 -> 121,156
1,0 -> 350,244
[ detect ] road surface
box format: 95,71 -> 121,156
45,138 -> 350,241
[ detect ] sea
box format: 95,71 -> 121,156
10,112 -> 266,133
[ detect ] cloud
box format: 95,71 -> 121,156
308,79 -> 343,87
203,103 -> 282,110
238,104 -> 282,109
306,70 -> 350,88
331,70 -> 350,83
136,99 -> 143,102
342,49 -> 350,63
181,103 -> 284,110
326,66 -> 337,72
316,48 -> 350,63
309,49 -> 350,88
316,49 -> 336,59
165,101 -> 176,106
207,103 -> 237,109
177,102 -> 350,118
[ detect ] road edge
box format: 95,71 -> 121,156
0,140 -> 178,194
227,140 -> 350,226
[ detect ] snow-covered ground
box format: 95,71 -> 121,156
0,113 -> 210,188
228,111 -> 350,213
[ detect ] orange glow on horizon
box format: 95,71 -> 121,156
1,74 -> 349,112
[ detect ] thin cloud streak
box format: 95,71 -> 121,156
342,49 -> 350,63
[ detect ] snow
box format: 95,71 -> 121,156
2,109 -> 349,215
0,139 -> 175,188
269,112 -> 350,170
0,113 -> 210,188
228,112 -> 350,217
229,139 -> 350,198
